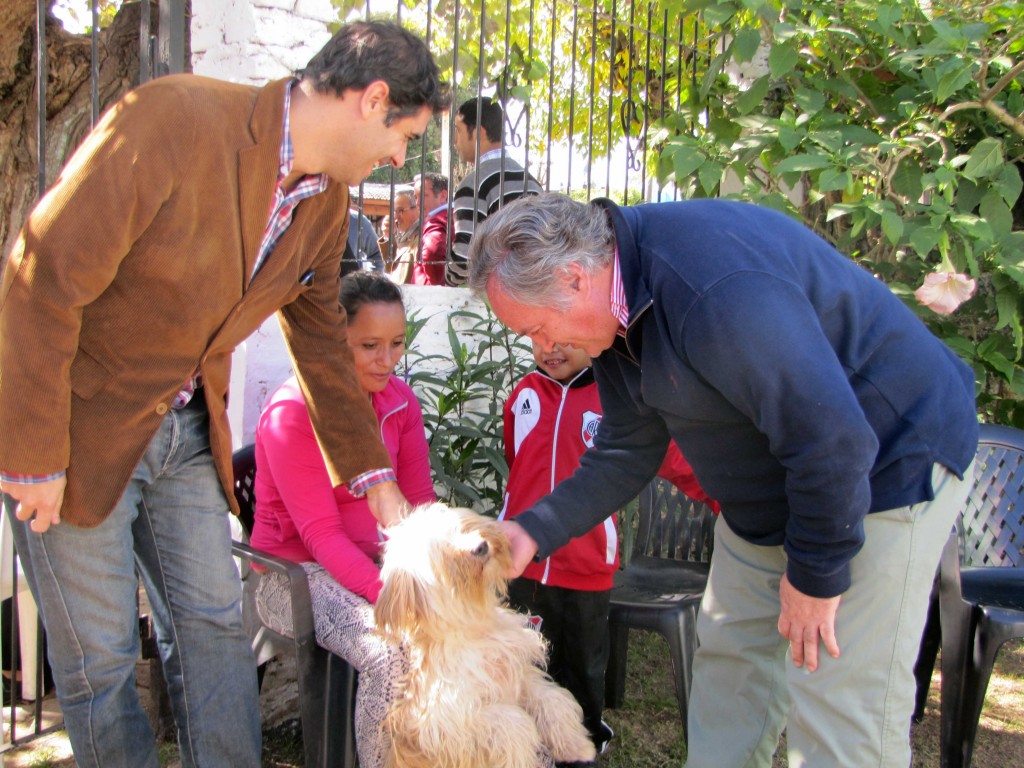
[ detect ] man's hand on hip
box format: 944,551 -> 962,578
777,572 -> 842,672
1,476 -> 67,533
499,520 -> 538,579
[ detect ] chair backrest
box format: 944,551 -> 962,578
231,444 -> 258,536
961,424 -> 1024,569
631,476 -> 717,564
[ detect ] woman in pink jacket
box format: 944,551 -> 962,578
252,270 -> 435,768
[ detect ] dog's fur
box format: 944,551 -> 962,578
375,503 -> 597,768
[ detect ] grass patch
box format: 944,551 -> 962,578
600,632 -> 1024,768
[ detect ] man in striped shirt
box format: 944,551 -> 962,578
446,96 -> 543,286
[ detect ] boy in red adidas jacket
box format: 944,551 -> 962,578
502,342 -> 716,764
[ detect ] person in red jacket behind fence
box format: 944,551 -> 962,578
502,341 -> 717,765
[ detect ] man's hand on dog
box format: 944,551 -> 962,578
365,480 -> 410,528
499,520 -> 538,578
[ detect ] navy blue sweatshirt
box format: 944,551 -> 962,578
515,198 -> 978,598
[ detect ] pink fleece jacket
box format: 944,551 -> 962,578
251,375 -> 436,603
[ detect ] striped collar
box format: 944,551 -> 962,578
610,245 -> 629,332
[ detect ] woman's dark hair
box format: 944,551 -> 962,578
340,270 -> 405,321
299,21 -> 451,123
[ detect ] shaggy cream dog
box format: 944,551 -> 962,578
375,503 -> 597,768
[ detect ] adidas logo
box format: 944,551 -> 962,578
520,398 -> 533,416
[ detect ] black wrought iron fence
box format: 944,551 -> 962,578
361,0 -> 704,281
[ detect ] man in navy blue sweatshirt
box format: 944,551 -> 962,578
467,192 -> 978,767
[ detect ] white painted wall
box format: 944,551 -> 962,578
232,287 -> 487,447
190,1 -> 488,447
191,0 -> 337,84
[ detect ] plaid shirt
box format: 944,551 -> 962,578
252,80 -> 329,280
2,81 -> 396,494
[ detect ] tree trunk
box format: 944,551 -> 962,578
0,0 -> 188,274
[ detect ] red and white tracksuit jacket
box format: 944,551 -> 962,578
501,367 -> 717,591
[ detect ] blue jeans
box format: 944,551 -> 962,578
4,403 -> 261,768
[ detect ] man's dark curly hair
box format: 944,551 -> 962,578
299,21 -> 451,125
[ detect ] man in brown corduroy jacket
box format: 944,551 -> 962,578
0,20 -> 449,767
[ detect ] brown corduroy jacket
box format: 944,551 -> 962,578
0,74 -> 390,527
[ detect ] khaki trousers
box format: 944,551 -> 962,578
685,462 -> 972,768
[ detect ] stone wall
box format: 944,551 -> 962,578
191,0 -> 336,84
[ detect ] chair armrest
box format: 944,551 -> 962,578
230,541 -> 317,659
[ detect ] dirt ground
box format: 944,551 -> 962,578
3,636 -> 1021,767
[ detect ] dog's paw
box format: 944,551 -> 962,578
531,686 -> 597,763
547,730 -> 597,764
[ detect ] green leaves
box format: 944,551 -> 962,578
768,43 -> 800,78
773,153 -> 833,174
732,27 -> 762,63
880,206 -> 904,245
643,0 -> 1024,424
405,309 -> 534,510
665,139 -> 706,180
735,75 -> 771,115
961,138 -> 1005,181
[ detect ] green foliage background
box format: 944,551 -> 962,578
654,0 -> 1024,426
403,309 -> 534,509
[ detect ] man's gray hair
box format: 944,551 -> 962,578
467,193 -> 614,308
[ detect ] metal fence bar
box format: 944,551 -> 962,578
525,0 -> 537,185
35,0 -> 47,196
585,0 -> 598,198
603,0 -> 616,200
156,0 -> 185,77
139,0 -> 151,83
91,0 -> 100,124
565,0 -> 579,192
541,0 -> 554,187
641,4 -> 653,199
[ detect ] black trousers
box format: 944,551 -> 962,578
508,578 -> 611,745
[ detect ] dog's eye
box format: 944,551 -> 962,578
471,541 -> 489,558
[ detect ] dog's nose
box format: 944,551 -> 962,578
472,541 -> 489,558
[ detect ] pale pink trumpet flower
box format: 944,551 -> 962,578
914,271 -> 976,315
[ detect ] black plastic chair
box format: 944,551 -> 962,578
604,477 -> 717,740
231,445 -> 358,768
911,424 -> 1024,768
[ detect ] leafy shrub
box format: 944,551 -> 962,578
653,0 -> 1024,424
404,308 -> 534,510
